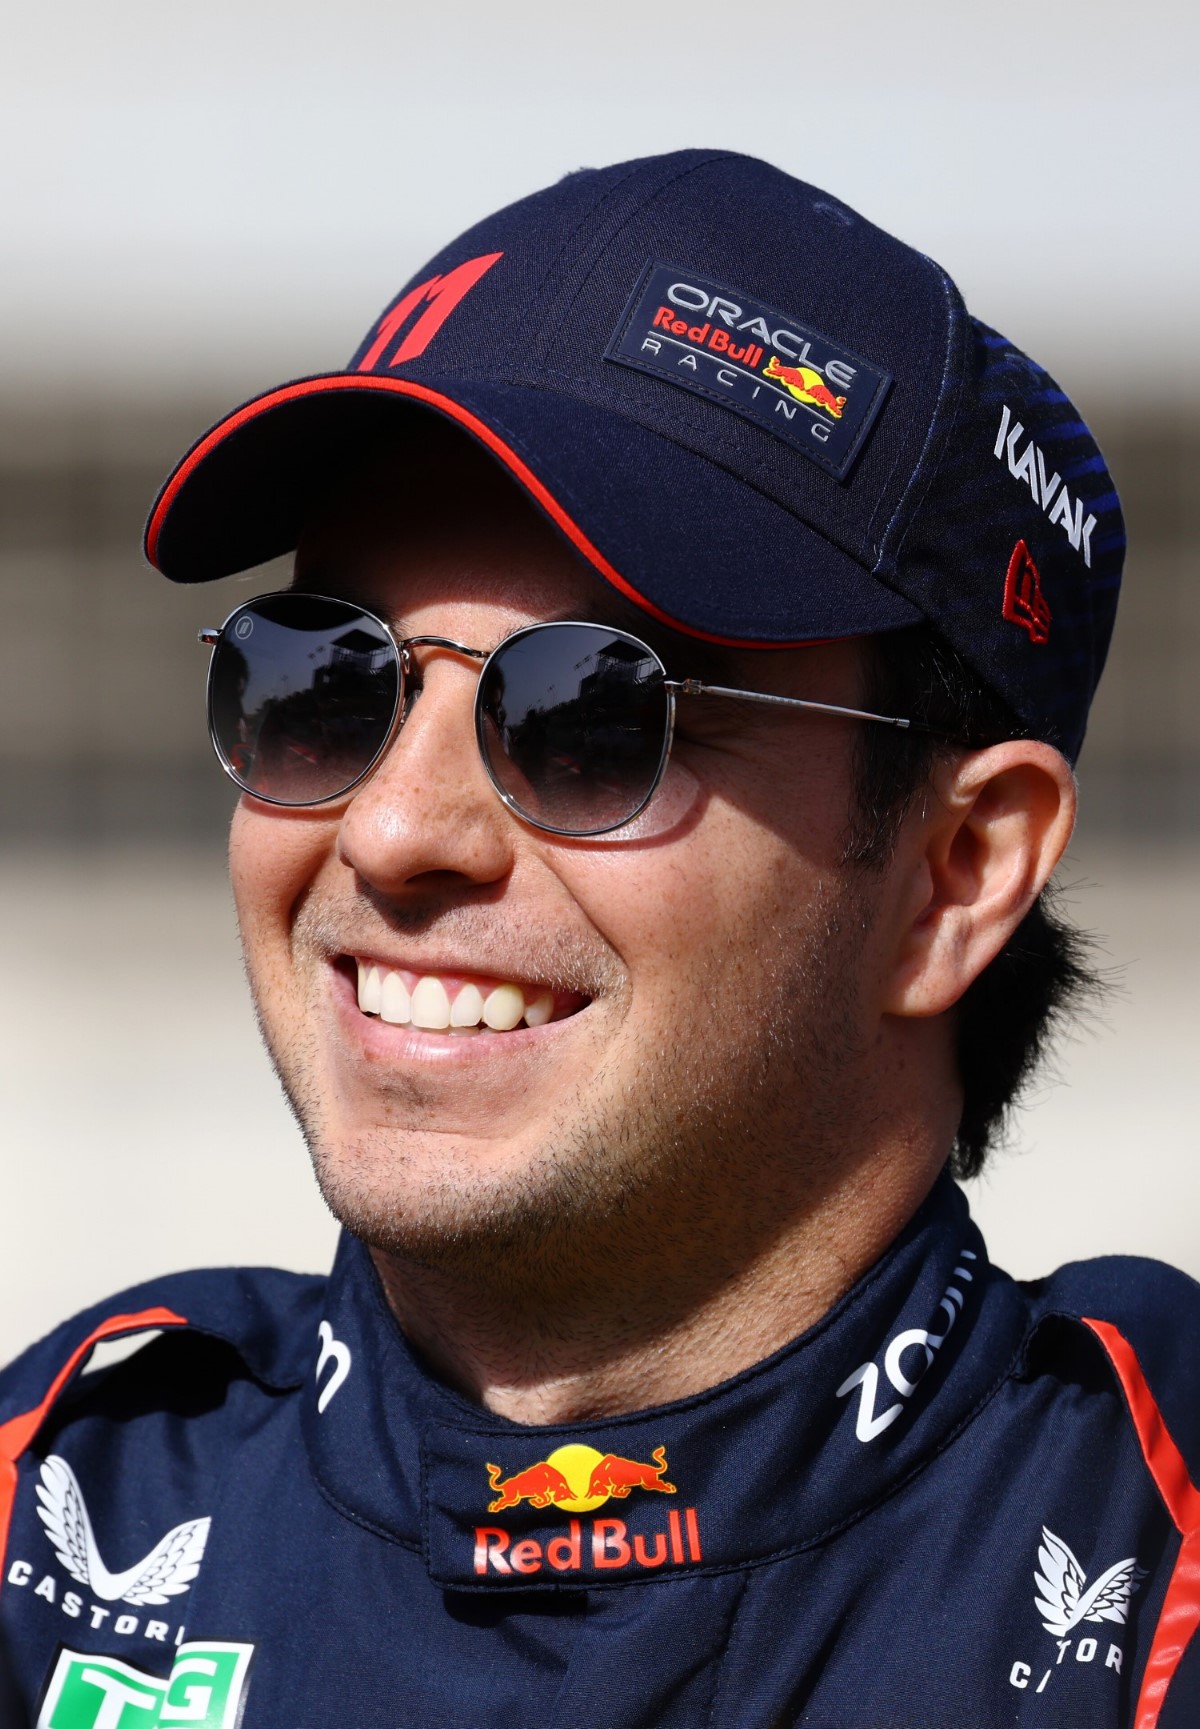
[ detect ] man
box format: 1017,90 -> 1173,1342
1,149 -> 1196,1728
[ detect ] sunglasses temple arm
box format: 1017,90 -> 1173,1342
668,679 -> 950,736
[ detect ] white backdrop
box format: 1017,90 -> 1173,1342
2,1 -> 1197,401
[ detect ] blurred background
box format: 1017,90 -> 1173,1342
1,0 -> 1196,1363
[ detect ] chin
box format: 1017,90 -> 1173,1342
304,1118 -> 637,1274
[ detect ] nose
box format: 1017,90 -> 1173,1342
336,653 -> 516,897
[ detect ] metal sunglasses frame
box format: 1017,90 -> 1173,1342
199,593 -> 932,838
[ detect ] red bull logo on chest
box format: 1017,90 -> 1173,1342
474,1444 -> 703,1577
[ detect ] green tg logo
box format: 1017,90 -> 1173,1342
37,1642 -> 253,1729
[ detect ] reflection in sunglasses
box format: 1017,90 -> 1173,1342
204,595 -> 922,835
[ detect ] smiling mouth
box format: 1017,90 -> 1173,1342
348,959 -> 588,1035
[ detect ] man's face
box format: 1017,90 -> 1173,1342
230,441 -> 898,1291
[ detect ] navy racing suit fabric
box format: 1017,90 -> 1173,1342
2,1175 -> 1199,1728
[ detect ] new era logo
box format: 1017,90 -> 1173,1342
1003,539 -> 1051,644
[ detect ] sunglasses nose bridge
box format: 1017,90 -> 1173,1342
389,634 -> 491,749
398,634 -> 489,665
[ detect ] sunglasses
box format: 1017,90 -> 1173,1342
198,592 -> 924,838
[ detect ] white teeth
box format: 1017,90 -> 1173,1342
380,971 -> 411,1025
450,983 -> 485,1027
358,964 -> 382,1015
356,964 -> 561,1033
482,983 -> 526,1031
411,975 -> 452,1030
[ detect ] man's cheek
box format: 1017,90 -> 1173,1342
229,803 -> 274,909
581,845 -> 776,983
230,804 -> 318,920
573,760 -> 703,846
229,811 -> 308,1007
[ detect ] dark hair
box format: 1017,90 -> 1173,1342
844,626 -> 1104,1180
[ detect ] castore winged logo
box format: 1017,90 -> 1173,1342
35,1454 -> 210,1606
1034,1526 -> 1146,1637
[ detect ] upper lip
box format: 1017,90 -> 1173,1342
338,949 -> 568,993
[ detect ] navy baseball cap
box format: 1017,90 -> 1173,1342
145,148 -> 1124,763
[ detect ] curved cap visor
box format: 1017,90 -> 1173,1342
146,375 -> 922,648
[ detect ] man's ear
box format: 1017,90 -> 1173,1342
882,741 -> 1077,1018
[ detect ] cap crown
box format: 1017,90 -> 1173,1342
347,149 -> 1123,759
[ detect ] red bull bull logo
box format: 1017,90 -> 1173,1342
485,1443 -> 675,1513
761,356 -> 847,419
476,1444 -> 701,1576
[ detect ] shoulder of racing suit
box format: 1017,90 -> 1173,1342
1024,1252 -> 1200,1470
0,1262 -> 326,1434
1017,1252 -> 1200,1726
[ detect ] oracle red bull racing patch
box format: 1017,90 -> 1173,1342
606,262 -> 892,480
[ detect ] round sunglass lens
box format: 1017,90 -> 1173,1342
476,625 -> 670,835
209,596 -> 399,805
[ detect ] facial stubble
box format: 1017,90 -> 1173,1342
246,874 -> 875,1311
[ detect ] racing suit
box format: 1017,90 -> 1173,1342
2,1175 -> 1198,1727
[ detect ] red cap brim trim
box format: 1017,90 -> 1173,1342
146,374 -> 837,653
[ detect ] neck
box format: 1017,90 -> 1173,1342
370,1139 -> 947,1426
